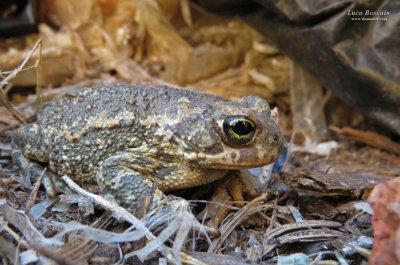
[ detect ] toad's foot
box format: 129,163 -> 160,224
12,146 -> 72,197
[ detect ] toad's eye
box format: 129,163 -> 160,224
222,116 -> 256,146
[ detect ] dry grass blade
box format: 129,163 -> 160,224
208,193 -> 270,254
0,178 -> 11,200
178,250 -> 210,265
57,211 -> 114,263
265,198 -> 279,232
181,0 -> 193,26
0,199 -> 76,265
29,243 -> 77,265
34,37 -> 43,112
0,216 -> 30,249
262,220 -> 344,256
0,237 -> 17,264
264,220 -> 343,241
0,38 -> 42,124
190,251 -> 276,265
24,168 -> 45,214
61,174 -> 179,264
0,199 -> 56,247
276,228 -> 345,243
338,239 -> 371,258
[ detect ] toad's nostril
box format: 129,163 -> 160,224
273,132 -> 281,143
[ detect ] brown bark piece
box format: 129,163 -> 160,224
280,171 -> 397,197
330,126 -> 400,155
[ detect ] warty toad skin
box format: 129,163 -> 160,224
12,83 -> 284,213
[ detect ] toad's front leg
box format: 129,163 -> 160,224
97,152 -> 166,215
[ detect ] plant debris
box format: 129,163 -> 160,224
330,126 -> 400,155
0,0 -> 399,264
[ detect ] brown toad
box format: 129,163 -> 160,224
12,84 -> 283,213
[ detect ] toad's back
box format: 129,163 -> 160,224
32,84 -> 227,181
40,83 -> 227,132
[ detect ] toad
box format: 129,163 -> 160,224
12,84 -> 283,214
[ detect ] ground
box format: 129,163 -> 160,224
0,1 -> 399,264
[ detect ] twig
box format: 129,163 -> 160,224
60,174 -> 179,264
34,38 -> 43,113
0,38 -> 42,124
25,168 -> 45,214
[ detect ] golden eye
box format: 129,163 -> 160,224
222,116 -> 256,145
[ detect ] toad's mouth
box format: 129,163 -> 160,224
200,144 -> 283,170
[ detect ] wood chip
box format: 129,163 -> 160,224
330,126 -> 400,155
280,170 -> 397,197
